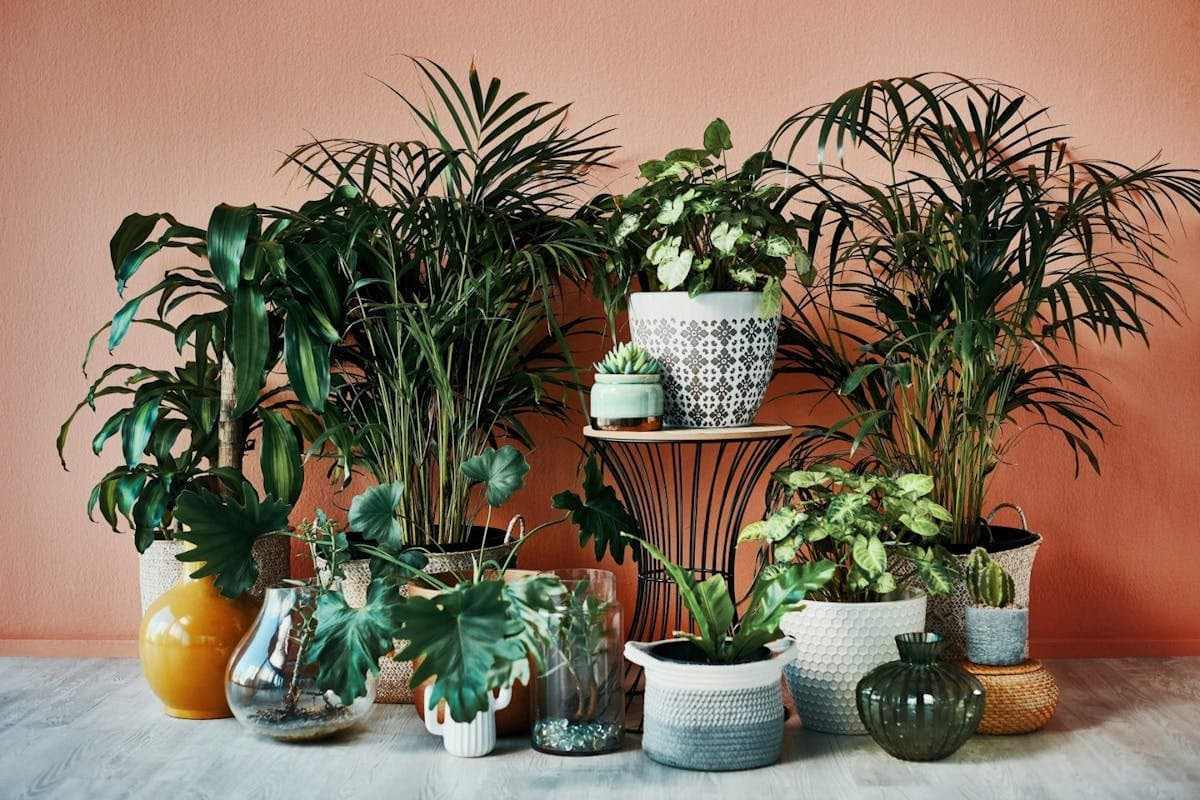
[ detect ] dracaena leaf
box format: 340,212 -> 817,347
259,409 -> 303,505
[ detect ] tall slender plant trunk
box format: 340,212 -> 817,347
218,357 -> 243,477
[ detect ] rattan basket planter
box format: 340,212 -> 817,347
961,659 -> 1059,734
624,638 -> 794,771
139,536 -> 290,615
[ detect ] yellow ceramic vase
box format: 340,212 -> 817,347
138,558 -> 257,719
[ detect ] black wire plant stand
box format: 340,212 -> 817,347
583,424 -> 793,731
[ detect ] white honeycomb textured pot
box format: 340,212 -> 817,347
781,590 -> 927,735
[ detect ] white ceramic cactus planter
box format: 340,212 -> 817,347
424,687 -> 512,757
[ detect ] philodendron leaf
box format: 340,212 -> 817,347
702,118 -> 733,156
552,455 -> 637,564
308,579 -> 404,705
348,481 -> 406,550
174,482 -> 292,598
397,579 -> 528,723
460,445 -> 530,507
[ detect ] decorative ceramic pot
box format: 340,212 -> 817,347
589,374 -> 663,431
628,291 -> 779,428
923,527 -> 1041,658
624,638 -> 794,771
531,569 -> 625,755
965,606 -> 1028,666
856,633 -> 985,761
139,536 -> 290,615
330,523 -> 523,704
139,552 -> 257,719
961,659 -> 1059,735
424,686 -> 512,757
781,589 -> 927,734
225,585 -> 376,741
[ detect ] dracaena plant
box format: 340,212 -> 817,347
741,466 -> 956,603
58,194 -> 354,550
769,74 -> 1200,546
630,536 -> 834,664
592,118 -> 813,325
287,59 -> 616,551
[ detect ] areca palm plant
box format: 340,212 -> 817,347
769,74 -> 1200,546
288,59 -> 616,549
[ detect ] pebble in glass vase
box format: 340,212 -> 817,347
856,632 -> 985,761
226,585 -> 375,741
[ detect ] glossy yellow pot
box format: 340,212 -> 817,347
138,561 -> 257,719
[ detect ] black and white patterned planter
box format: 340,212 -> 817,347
628,291 -> 780,428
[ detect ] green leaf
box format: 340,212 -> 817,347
460,445 -> 530,507
398,579 -> 528,723
259,409 -> 303,505
655,195 -> 685,225
120,396 -> 161,467
852,534 -> 888,577
759,278 -> 782,318
633,537 -> 728,663
710,221 -> 741,255
91,409 -> 128,455
702,118 -> 732,156
349,481 -> 406,550
774,468 -> 828,489
110,213 -> 167,294
656,247 -> 694,290
895,473 -> 934,496
729,559 -> 835,659
174,483 -> 292,597
206,204 -> 256,296
230,285 -> 268,416
900,513 -> 941,538
308,579 -> 404,705
282,306 -> 330,412
552,455 -> 636,565
132,476 -> 170,551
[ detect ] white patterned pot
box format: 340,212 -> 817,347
333,530 -> 523,704
424,685 -> 512,757
624,638 -> 794,771
925,530 -> 1041,659
781,590 -> 927,734
628,291 -> 779,428
138,536 -> 290,615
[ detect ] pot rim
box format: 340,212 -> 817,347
624,637 -> 794,689
629,290 -> 764,298
593,373 -> 662,384
788,587 -> 927,609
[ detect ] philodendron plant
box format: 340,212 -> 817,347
594,118 -> 813,323
741,466 -> 956,603
964,547 -> 1027,666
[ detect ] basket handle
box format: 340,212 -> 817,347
623,641 -> 654,668
986,502 -> 1028,530
504,515 -> 526,543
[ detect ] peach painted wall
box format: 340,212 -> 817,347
2,0 -> 1198,658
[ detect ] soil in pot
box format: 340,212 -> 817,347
649,640 -> 772,665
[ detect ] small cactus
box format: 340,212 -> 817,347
595,342 -> 661,375
965,547 -> 1015,608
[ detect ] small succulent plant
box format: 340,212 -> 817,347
965,547 -> 1016,608
595,342 -> 661,375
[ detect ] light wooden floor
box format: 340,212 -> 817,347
2,657 -> 1197,799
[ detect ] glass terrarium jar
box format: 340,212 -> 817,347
532,569 -> 625,755
226,585 -> 375,741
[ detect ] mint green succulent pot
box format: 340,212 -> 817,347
589,374 -> 663,431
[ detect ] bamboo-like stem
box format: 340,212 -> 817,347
217,357 -> 243,477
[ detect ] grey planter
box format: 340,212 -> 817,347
965,605 -> 1028,666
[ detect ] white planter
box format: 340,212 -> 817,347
138,536 -> 290,615
781,590 -> 927,734
424,686 -> 511,757
628,291 -> 779,428
624,638 -> 794,770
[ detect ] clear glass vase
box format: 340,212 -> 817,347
226,585 -> 375,741
531,569 -> 625,755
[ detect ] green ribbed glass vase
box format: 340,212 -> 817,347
855,633 -> 985,761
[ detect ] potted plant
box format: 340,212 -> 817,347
282,60 -> 616,701
768,75 -> 1200,651
58,195 -> 353,612
622,537 -> 834,770
596,118 -> 813,427
589,342 -> 663,432
740,465 -> 955,734
964,547 -> 1027,666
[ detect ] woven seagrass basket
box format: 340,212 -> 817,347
961,658 -> 1059,734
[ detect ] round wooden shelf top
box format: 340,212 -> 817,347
583,424 -> 793,443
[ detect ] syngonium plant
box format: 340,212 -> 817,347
58,192 -> 357,551
286,58 -> 616,552
592,117 -> 814,326
741,465 -> 957,603
768,74 -> 1200,546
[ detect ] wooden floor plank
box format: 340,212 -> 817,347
1,657 -> 1197,799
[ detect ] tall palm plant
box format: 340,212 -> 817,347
289,60 -> 615,548
768,74 -> 1200,546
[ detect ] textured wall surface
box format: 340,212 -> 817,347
2,0 -> 1198,656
